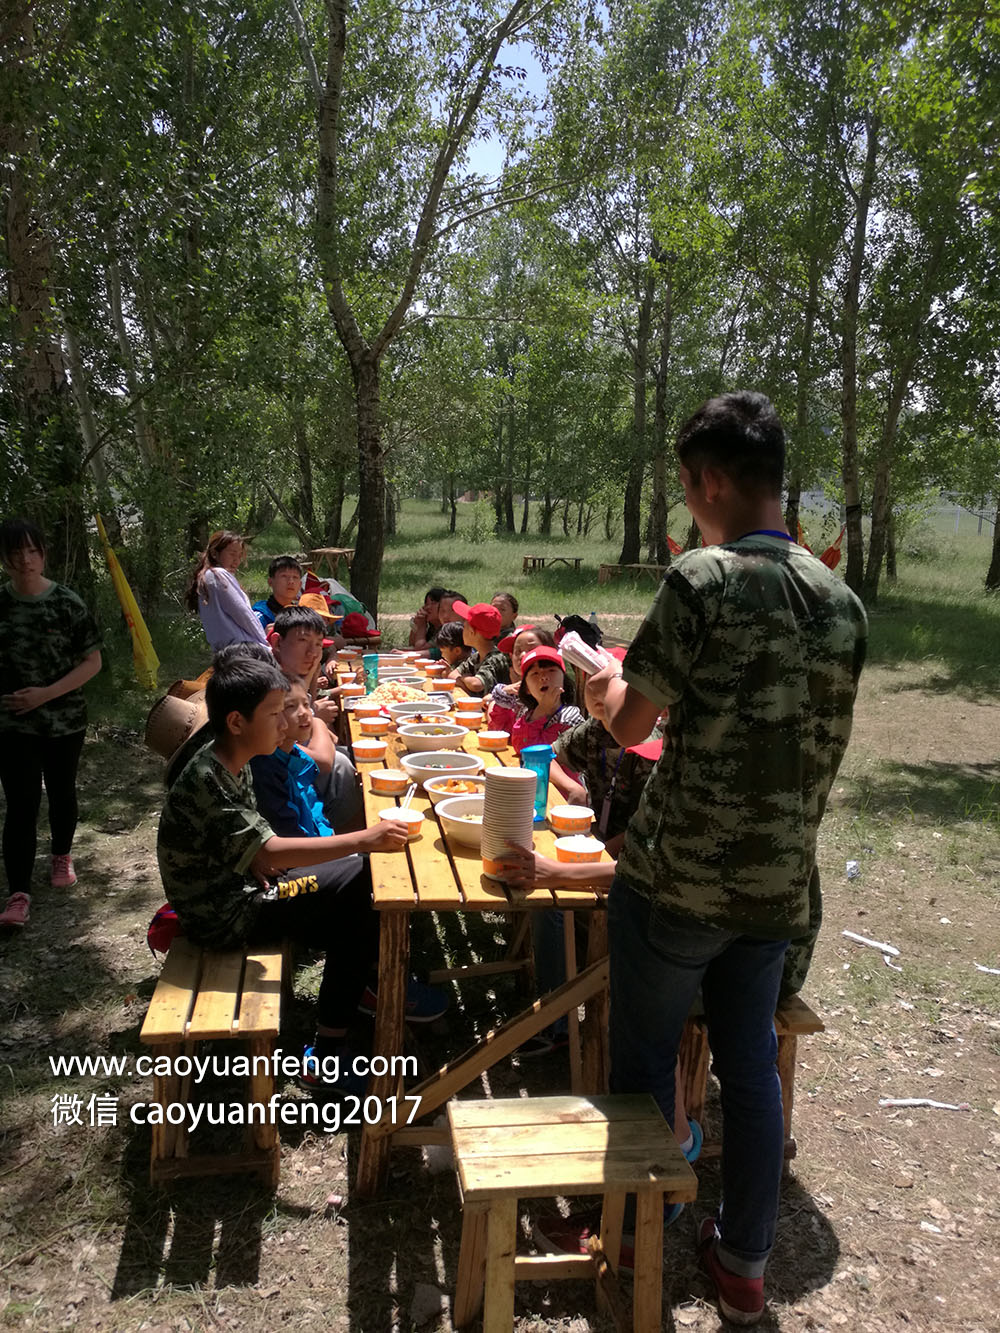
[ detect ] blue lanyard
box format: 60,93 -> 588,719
738,529 -> 794,542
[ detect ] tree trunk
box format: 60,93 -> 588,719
449,473 -> 457,533
619,264 -> 656,564
576,500 -> 584,536
784,475 -> 802,541
292,393 -> 316,538
561,497 -> 571,535
384,481 -> 397,538
349,355 -> 384,613
840,115 -> 880,594
985,498 -> 1000,590
63,318 -> 124,552
540,487 -> 554,536
325,470 -> 345,544
862,228 -> 948,606
604,503 -> 615,541
685,517 -> 700,552
649,267 -> 672,565
1,2 -> 91,590
440,479 -> 449,513
885,508 -> 897,582
521,443 -> 531,533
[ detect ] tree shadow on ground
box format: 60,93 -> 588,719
837,759 -> 1000,823
864,595 -> 1000,697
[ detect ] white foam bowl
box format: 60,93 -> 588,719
436,795 -> 485,847
398,721 -> 469,753
387,701 -> 450,722
400,750 -> 484,789
424,773 -> 488,806
378,807 -> 424,840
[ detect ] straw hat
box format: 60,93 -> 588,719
145,691 -> 209,761
299,592 -> 337,623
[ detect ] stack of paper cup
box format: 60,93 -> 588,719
481,767 -> 536,881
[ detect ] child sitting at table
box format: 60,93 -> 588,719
252,554 -> 303,630
249,675 -> 449,1032
435,620 -> 475,676
270,608 -> 361,829
156,650 -> 412,1099
487,646 -> 583,754
451,600 -> 504,695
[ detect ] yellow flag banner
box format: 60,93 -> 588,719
94,515 -> 160,690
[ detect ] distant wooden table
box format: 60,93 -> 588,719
343,710 -> 613,1199
598,562 -> 667,585
308,546 -> 355,579
522,554 -> 583,574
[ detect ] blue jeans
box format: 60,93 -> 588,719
531,909 -> 568,1039
608,877 -> 788,1278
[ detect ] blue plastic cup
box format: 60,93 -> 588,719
520,744 -> 554,825
362,652 -> 379,694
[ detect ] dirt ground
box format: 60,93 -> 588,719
1,659 -> 998,1332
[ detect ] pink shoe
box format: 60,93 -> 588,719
51,854 -> 77,888
0,893 -> 31,928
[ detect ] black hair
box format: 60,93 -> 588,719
213,642 -> 275,668
425,585 -> 447,603
185,530 -> 247,612
435,620 -> 467,648
492,590 -> 519,616
443,589 -> 466,604
206,653 -> 288,736
675,391 -> 785,496
517,654 -> 574,711
0,517 -> 45,562
273,605 -> 326,638
268,554 -> 303,579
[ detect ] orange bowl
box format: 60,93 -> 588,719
359,716 -> 389,736
339,683 -> 365,698
353,738 -> 387,762
550,805 -> 595,834
554,835 -> 605,864
477,730 -> 510,751
354,701 -> 382,718
378,807 -> 424,840
369,769 -> 409,795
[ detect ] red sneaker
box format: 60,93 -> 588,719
698,1217 -> 765,1325
51,854 -> 77,888
0,893 -> 31,928
533,1206 -> 636,1272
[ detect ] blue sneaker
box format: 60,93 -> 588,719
358,978 -> 448,1023
297,1044 -> 368,1100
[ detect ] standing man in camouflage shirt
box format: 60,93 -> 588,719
586,392 -> 867,1324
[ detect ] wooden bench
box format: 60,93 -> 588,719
522,554 -> 583,574
679,993 -> 824,1165
449,1095 -> 697,1332
597,563 -> 668,585
140,938 -> 287,1188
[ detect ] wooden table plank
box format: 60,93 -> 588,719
236,950 -> 284,1037
458,1148 -> 697,1200
450,1094 -> 660,1128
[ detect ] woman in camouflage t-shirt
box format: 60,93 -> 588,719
0,519 -> 102,928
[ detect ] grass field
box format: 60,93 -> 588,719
1,498 -> 998,1331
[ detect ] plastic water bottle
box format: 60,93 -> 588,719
362,652 -> 379,694
588,611 -> 598,627
520,744 -> 554,825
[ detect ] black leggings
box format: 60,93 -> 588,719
247,854 -> 378,1031
0,729 -> 86,894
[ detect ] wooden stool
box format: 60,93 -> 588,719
448,1095 -> 697,1332
679,993 -> 825,1165
140,938 -> 287,1187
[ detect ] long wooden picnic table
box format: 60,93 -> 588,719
342,700 -> 613,1198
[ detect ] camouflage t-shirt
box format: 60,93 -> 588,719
156,742 -> 274,949
552,716 -> 659,841
617,536 -> 867,938
0,581 -> 102,737
474,650 -> 511,692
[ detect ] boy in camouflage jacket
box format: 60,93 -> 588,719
586,392 -> 867,1323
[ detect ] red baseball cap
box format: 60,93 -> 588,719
498,623 -> 538,654
453,600 -> 502,637
626,738 -> 664,761
520,646 -> 565,676
341,612 -> 375,638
